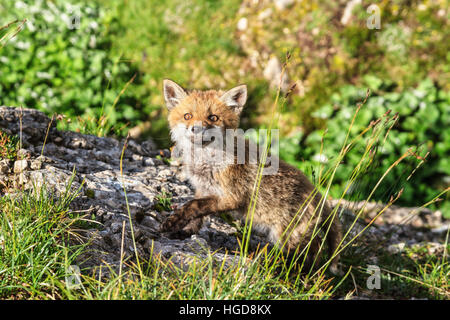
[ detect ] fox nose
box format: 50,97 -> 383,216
191,126 -> 204,134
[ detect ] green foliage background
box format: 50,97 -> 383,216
281,78 -> 449,210
0,0 -> 448,213
0,0 -> 148,136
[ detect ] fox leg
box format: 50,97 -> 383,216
165,217 -> 204,239
160,196 -> 236,233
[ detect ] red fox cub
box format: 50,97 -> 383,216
160,79 -> 342,273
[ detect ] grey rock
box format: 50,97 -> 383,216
30,158 -> 43,170
110,222 -> 124,234
144,157 -> 164,166
14,159 -> 28,173
132,154 -> 143,162
0,106 -> 57,144
387,242 -> 406,254
330,199 -> 449,263
0,159 -> 11,174
17,148 -> 31,159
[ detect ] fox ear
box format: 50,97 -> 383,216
219,85 -> 247,115
163,79 -> 187,110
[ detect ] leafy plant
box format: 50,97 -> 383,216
154,190 -> 173,212
0,0 -> 147,137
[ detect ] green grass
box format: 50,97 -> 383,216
0,174 -> 87,299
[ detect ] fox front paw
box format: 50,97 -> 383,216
159,208 -> 188,233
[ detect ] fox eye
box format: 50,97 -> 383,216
184,113 -> 193,120
208,114 -> 219,122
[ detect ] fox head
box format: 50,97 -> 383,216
163,79 -> 247,147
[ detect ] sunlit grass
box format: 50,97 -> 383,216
0,172 -> 87,299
